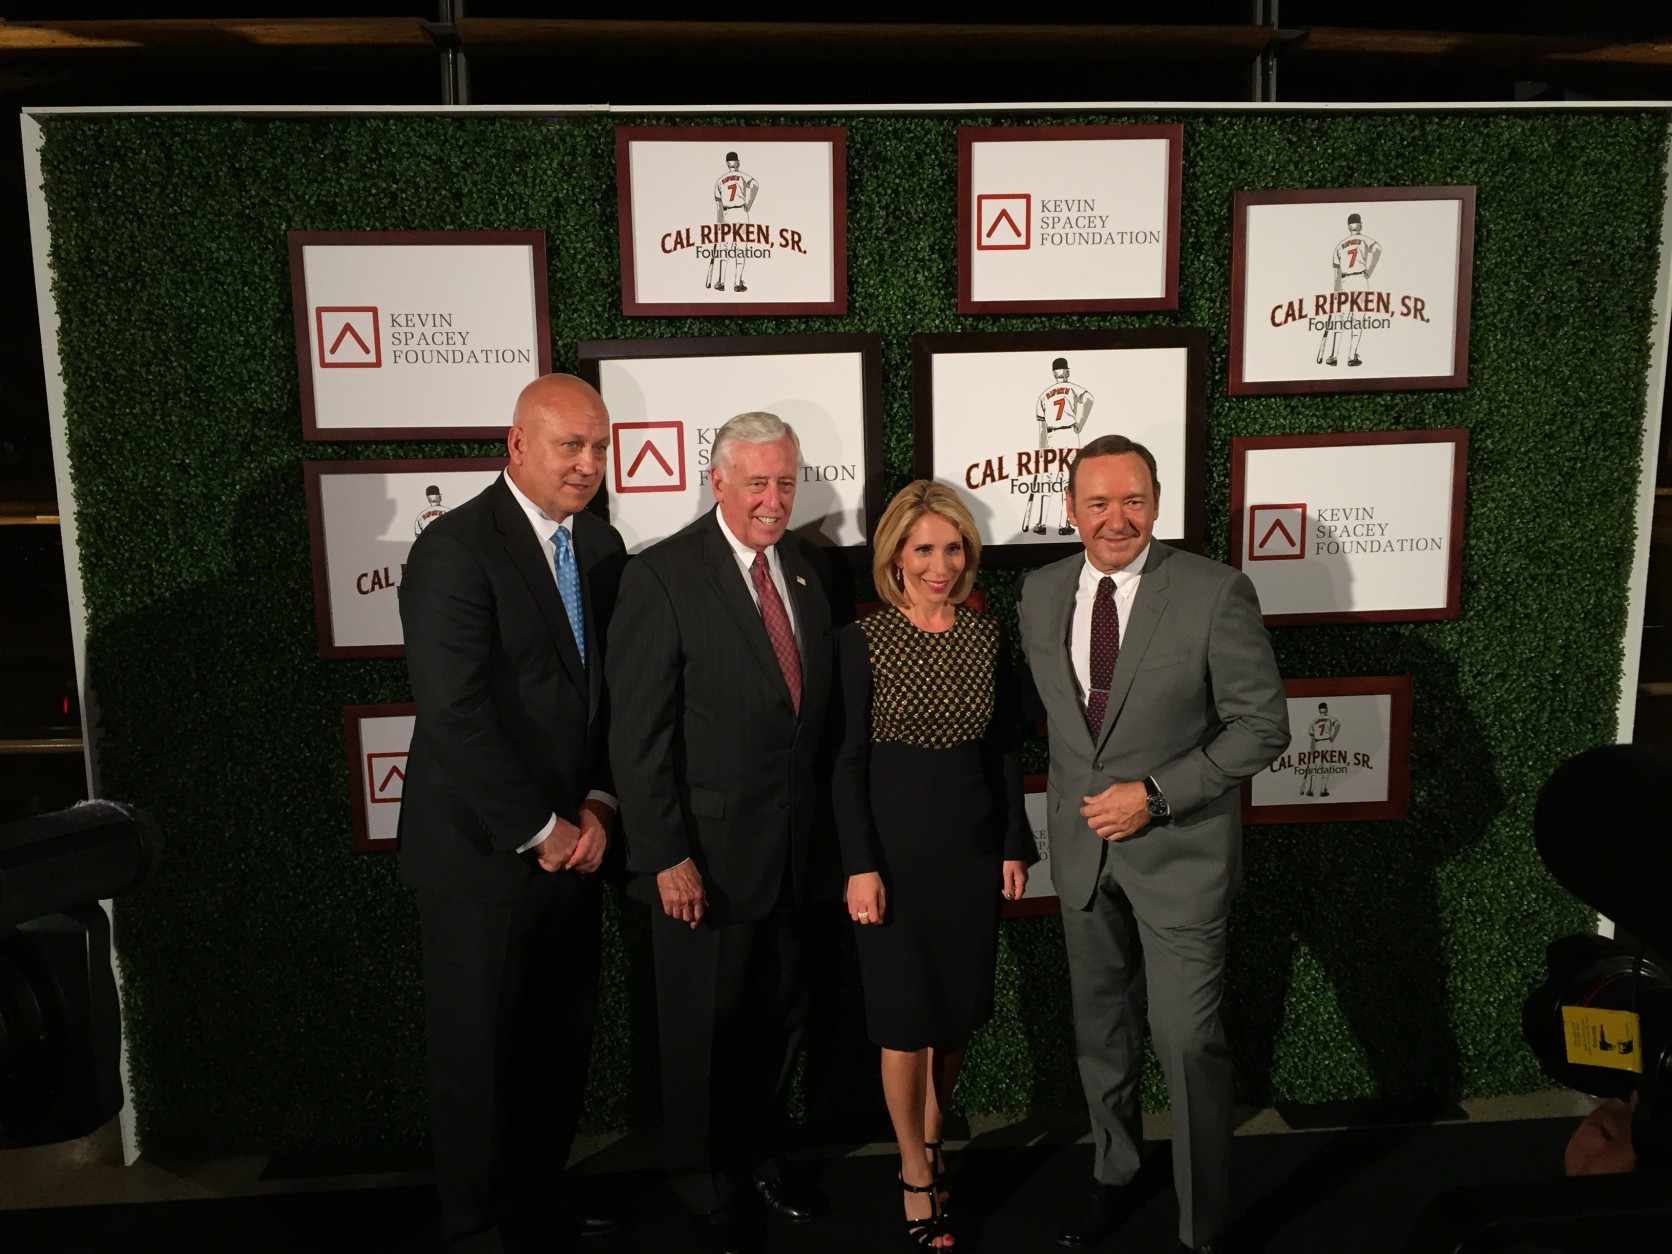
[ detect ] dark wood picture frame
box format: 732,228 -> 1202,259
1229,429 -> 1468,625
1242,676 -> 1414,825
304,456 -> 506,658
614,125 -> 848,318
344,701 -> 417,853
912,328 -> 1208,565
576,333 -> 886,552
1227,185 -> 1476,396
289,230 -> 552,441
957,123 -> 1183,315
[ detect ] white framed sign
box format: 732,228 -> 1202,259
1228,186 -> 1476,395
1006,774 -> 1060,918
958,124 -> 1182,314
344,702 -> 416,853
913,329 -> 1206,564
576,334 -> 883,553
289,231 -> 551,440
615,126 -> 847,317
305,458 -> 504,657
1244,677 -> 1413,824
1230,430 -> 1468,624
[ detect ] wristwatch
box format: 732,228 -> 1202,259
1144,776 -> 1171,820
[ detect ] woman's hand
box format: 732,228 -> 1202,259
1001,860 -> 1029,901
847,872 -> 886,925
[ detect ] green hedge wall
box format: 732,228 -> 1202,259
39,109 -> 1666,1155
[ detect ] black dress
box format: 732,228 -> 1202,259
832,605 -> 1034,1052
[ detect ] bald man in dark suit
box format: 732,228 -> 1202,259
399,375 -> 627,1254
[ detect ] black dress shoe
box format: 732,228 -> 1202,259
751,1169 -> 822,1223
565,1204 -> 622,1239
1056,1183 -> 1125,1248
694,1206 -> 749,1254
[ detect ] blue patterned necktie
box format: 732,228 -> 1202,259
551,525 -> 586,665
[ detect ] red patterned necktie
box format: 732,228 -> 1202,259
1084,575 -> 1119,739
751,552 -> 802,714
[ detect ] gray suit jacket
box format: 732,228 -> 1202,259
1017,541 -> 1289,927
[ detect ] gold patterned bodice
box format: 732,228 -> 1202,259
860,606 -> 997,748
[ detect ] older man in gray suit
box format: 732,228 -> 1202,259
1017,434 -> 1289,1254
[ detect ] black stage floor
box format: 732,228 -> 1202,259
0,1116 -> 1605,1253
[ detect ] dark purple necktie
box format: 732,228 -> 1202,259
1084,575 -> 1119,739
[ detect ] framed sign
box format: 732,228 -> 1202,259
1005,773 -> 1060,919
615,126 -> 847,317
344,702 -> 416,853
1244,677 -> 1413,824
958,124 -> 1182,314
1230,429 -> 1467,625
304,458 -> 504,657
913,329 -> 1206,564
289,231 -> 551,440
1228,185 -> 1475,395
577,334 -> 883,554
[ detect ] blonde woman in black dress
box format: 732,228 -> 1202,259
833,480 -> 1034,1250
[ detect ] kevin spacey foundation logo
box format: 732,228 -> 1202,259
1248,499 -> 1443,560
314,305 -> 532,369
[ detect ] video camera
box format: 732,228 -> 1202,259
1405,745 -> 1672,1252
0,799 -> 158,1147
1522,743 -> 1671,1171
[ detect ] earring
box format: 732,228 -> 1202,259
893,567 -> 904,586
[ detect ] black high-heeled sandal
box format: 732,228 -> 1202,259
899,1175 -> 953,1249
925,1140 -> 952,1207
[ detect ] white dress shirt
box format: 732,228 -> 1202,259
501,471 -> 615,853
713,505 -> 799,641
1070,543 -> 1149,706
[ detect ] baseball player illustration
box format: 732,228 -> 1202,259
1022,356 -> 1095,535
413,485 -> 446,536
707,149 -> 759,294
1319,212 -> 1383,368
1301,701 -> 1342,797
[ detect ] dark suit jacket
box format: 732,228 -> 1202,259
397,474 -> 627,903
608,510 -> 836,924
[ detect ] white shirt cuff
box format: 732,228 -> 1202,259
517,813 -> 558,853
585,790 -> 617,812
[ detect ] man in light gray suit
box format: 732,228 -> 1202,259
1017,434 -> 1288,1254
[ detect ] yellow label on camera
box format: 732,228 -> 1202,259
1561,1006 -> 1643,1073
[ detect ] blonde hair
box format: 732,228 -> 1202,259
871,480 -> 982,610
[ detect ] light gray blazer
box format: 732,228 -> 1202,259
1017,541 -> 1290,927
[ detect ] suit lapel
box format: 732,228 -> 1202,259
569,513 -> 606,719
780,538 -> 828,715
1095,544 -> 1171,751
1041,559 -> 1094,753
1029,561 -> 1096,755
703,514 -> 797,714
491,479 -> 587,701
